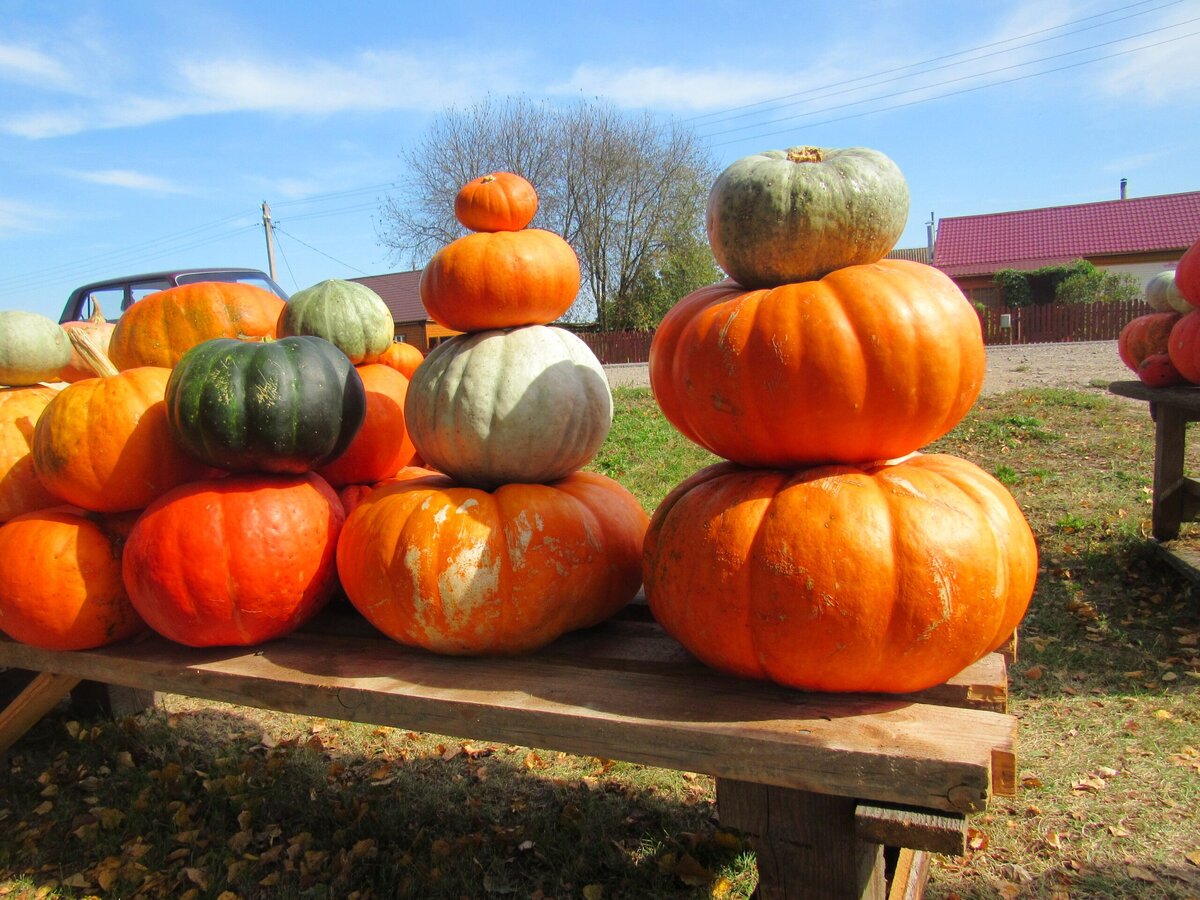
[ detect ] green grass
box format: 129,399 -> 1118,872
2,385 -> 1199,899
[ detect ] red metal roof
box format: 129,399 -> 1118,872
350,269 -> 426,322
934,191 -> 1200,278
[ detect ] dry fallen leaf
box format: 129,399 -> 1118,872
1127,864 -> 1157,883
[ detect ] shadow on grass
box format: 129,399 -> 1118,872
0,701 -> 752,899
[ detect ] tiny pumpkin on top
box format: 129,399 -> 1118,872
454,172 -> 539,232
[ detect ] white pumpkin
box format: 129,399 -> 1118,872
404,325 -> 612,489
1145,270 -> 1192,315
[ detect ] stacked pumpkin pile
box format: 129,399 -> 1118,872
1117,233 -> 1200,387
643,146 -> 1039,694
336,172 -> 649,655
0,278 -> 421,651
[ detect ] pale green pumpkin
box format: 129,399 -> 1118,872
0,311 -> 72,386
277,279 -> 395,364
706,145 -> 910,289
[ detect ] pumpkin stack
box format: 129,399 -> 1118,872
336,172 -> 649,656
1117,232 -> 1200,387
643,145 -> 1039,694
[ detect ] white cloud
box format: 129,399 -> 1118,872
0,198 -> 58,236
1091,26 -> 1200,104
2,49 -> 515,139
65,169 -> 190,194
0,42 -> 77,91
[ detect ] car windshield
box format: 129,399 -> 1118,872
175,271 -> 286,298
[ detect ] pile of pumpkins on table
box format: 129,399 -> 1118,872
0,147 -> 1039,696
1117,233 -> 1200,386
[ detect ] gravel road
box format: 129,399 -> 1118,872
604,340 -> 1133,396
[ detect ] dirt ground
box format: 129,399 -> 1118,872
604,339 -> 1134,395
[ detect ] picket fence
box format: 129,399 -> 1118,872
575,299 -> 1152,366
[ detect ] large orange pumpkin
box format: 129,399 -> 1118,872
0,385 -> 61,522
316,363 -> 417,487
32,367 -> 211,512
107,281 -> 285,370
649,259 -> 985,466
643,454 -> 1038,694
337,471 -> 648,655
122,472 -> 344,647
0,506 -> 144,651
419,230 -> 581,332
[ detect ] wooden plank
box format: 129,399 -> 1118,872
0,671 -> 80,754
1151,540 -> 1200,584
0,632 -> 1014,814
1109,380 -> 1200,414
854,803 -> 965,856
886,849 -> 930,900
716,779 -> 885,900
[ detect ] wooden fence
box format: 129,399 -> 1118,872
575,300 -> 1151,366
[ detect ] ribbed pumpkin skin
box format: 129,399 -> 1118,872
166,336 -> 366,474
0,386 -> 60,522
644,454 -> 1038,694
316,363 -> 417,487
277,279 -> 395,364
108,282 -> 285,370
337,471 -> 648,655
1120,312 -> 1183,373
122,472 -> 344,647
706,146 -> 909,289
649,259 -> 984,467
32,367 -> 211,512
0,507 -> 144,651
0,311 -> 72,386
405,326 -> 612,489
455,172 -> 538,232
419,230 -> 581,332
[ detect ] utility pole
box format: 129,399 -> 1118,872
261,201 -> 278,281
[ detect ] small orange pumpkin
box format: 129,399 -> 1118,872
643,454 -> 1038,694
108,281 -> 284,370
1119,312 -> 1182,375
376,340 -> 425,380
337,471 -> 648,655
454,172 -> 539,232
0,506 -> 144,651
419,230 -> 581,332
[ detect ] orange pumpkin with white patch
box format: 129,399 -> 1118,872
336,470 -> 648,655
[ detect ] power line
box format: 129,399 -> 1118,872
710,27 -> 1200,147
686,0 -> 1182,127
273,225 -> 372,276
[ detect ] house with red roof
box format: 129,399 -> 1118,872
933,190 -> 1200,308
349,269 -> 461,352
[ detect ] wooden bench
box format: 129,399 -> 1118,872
0,600 -> 1016,899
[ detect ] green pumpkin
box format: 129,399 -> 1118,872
405,325 -> 612,490
277,279 -> 395,364
706,145 -> 910,289
0,311 -> 72,386
166,335 -> 366,473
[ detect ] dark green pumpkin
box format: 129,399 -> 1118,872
165,336 -> 366,473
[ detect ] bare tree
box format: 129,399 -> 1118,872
378,95 -> 717,327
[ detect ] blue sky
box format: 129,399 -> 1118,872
1,0 -> 1198,321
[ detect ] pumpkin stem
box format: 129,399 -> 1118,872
66,327 -> 120,378
87,300 -> 107,325
787,146 -> 824,163
480,174 -> 497,184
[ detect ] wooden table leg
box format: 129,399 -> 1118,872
716,779 -> 887,899
1152,403 -> 1187,541
0,672 -> 80,754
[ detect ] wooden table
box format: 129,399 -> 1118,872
1110,381 -> 1200,552
0,600 -> 1016,899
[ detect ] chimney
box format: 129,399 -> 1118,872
1120,178 -> 1128,200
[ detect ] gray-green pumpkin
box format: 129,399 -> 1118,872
0,311 -> 72,386
404,325 -> 613,490
277,279 -> 394,364
705,145 -> 910,289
